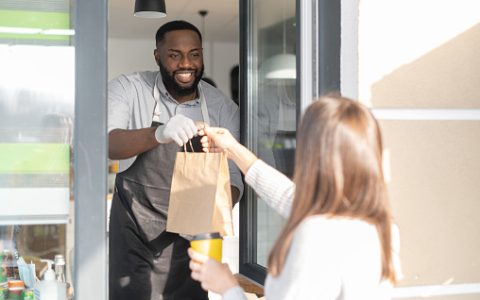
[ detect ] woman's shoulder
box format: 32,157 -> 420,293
293,216 -> 380,252
298,215 -> 376,235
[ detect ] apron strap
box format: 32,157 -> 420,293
148,231 -> 179,258
199,88 -> 210,125
147,74 -> 207,257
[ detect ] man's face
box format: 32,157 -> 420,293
155,29 -> 204,99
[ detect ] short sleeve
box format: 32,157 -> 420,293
108,75 -> 133,133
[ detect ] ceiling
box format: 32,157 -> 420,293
108,0 -> 240,43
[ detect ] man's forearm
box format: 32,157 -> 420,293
109,128 -> 159,160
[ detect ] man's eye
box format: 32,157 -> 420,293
169,54 -> 179,59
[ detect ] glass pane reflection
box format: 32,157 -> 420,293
250,0 -> 297,266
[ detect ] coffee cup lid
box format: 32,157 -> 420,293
191,232 -> 222,241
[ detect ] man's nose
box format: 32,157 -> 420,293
179,55 -> 193,68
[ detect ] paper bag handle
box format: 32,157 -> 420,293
182,140 -> 194,154
181,139 -> 208,168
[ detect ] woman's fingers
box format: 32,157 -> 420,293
189,259 -> 200,271
189,248 -> 211,287
204,126 -> 226,137
190,262 -> 202,281
200,135 -> 225,153
188,248 -> 209,263
200,135 -> 210,146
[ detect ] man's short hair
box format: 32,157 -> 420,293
155,20 -> 202,47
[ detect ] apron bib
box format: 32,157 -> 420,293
109,74 -> 210,300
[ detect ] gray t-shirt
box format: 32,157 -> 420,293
108,70 -> 243,198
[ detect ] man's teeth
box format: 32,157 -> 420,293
176,72 -> 193,82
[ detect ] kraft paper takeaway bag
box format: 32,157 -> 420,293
166,151 -> 234,236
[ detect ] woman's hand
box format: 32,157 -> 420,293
199,126 -> 258,175
199,127 -> 239,154
188,248 -> 239,294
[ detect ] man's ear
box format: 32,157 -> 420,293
153,49 -> 161,66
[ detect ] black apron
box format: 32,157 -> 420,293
109,76 -> 210,300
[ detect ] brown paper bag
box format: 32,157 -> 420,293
166,151 -> 234,236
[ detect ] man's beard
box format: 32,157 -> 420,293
159,63 -> 204,97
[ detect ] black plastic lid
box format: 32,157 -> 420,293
191,232 -> 222,241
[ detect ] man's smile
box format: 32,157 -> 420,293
175,70 -> 195,84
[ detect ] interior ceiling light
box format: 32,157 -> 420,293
134,0 -> 167,18
262,0 -> 296,80
262,53 -> 296,79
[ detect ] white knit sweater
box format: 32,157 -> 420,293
223,160 -> 400,300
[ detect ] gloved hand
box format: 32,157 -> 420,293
155,114 -> 198,146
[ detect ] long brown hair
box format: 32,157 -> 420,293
268,95 -> 396,282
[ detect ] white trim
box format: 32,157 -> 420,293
0,26 -> 41,34
0,187 -> 69,224
42,29 -> 75,36
0,27 -> 75,36
0,215 -> 69,225
340,0 -> 359,100
392,283 -> 480,298
372,108 -> 480,120
0,187 -> 69,214
299,0 -> 314,114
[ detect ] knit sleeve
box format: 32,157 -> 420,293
245,160 -> 294,218
222,286 -> 248,300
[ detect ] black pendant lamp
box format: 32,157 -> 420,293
134,0 -> 167,18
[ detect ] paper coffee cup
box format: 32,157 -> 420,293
190,232 -> 223,262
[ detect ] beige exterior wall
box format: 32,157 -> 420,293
380,120 -> 480,285
355,0 -> 480,296
358,0 -> 480,109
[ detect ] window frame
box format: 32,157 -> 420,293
238,0 -> 341,284
74,0 -> 108,298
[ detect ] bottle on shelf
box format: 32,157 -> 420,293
55,254 -> 73,299
34,260 -> 67,300
54,255 -> 66,283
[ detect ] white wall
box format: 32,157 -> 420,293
108,38 -> 239,99
108,39 -> 157,79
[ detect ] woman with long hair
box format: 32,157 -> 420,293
189,95 -> 401,299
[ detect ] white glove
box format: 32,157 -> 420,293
155,114 -> 198,146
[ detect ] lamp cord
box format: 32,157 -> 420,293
199,10 -> 208,40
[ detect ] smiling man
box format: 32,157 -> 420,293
107,21 -> 243,300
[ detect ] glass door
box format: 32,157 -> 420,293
240,0 -> 298,283
0,0 -> 108,298
239,0 -> 340,284
0,0 -> 75,297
